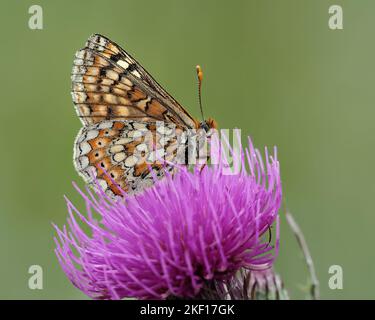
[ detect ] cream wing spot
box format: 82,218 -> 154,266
117,60 -> 129,69
97,179 -> 108,190
131,70 -> 141,78
157,125 -> 167,135
73,83 -> 84,91
136,143 -> 148,152
115,137 -> 133,145
121,77 -> 133,87
73,65 -> 87,74
113,152 -> 126,163
71,92 -> 87,103
98,121 -> 114,129
106,70 -> 120,81
109,145 -> 125,154
74,58 -> 84,66
125,155 -> 138,167
78,142 -> 91,155
75,50 -> 85,59
84,76 -> 96,83
85,129 -> 99,140
133,122 -> 147,130
71,74 -> 83,82
132,131 -> 143,139
77,156 -> 89,170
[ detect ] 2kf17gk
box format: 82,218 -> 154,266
184,304 -> 235,315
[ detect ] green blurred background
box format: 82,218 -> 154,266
0,0 -> 373,299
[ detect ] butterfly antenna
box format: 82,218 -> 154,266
196,65 -> 205,121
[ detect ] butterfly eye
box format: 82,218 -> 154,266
200,121 -> 209,132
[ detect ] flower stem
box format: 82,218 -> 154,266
285,208 -> 320,300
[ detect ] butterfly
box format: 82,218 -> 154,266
71,34 -> 217,196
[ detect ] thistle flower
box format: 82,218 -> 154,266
54,136 -> 282,300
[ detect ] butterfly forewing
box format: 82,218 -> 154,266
71,34 -> 198,128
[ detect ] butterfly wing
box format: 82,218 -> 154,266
74,120 -> 189,196
71,34 -> 198,129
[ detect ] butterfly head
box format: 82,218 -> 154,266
199,118 -> 217,132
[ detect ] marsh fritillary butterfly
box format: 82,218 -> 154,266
71,34 -> 217,196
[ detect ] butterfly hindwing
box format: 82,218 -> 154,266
73,120 -> 188,196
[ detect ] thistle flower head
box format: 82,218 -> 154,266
54,136 -> 282,299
